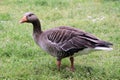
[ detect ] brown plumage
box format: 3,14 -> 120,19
20,12 -> 113,71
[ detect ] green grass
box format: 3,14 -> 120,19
0,0 -> 120,80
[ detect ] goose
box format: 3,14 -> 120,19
19,12 -> 113,71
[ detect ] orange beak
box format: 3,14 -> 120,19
19,16 -> 27,23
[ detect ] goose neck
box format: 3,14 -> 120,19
32,20 -> 42,34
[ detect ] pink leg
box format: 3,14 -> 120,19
70,57 -> 74,71
56,59 -> 61,71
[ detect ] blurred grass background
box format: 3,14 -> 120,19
0,0 -> 120,80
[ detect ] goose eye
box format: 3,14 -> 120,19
28,14 -> 33,17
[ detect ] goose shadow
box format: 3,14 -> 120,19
48,64 -> 97,79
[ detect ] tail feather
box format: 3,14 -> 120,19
94,47 -> 113,51
96,41 -> 113,47
94,40 -> 113,51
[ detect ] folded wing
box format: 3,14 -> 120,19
47,26 -> 113,54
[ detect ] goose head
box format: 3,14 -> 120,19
19,12 -> 38,23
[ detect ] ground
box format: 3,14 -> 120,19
0,0 -> 120,80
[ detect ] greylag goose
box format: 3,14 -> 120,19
20,12 -> 113,71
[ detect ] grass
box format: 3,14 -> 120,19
0,0 -> 120,79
